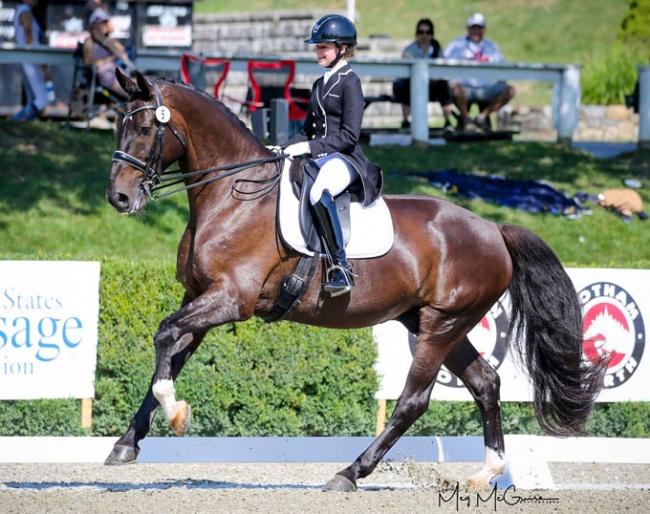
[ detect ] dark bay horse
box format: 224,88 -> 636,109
105,70 -> 604,491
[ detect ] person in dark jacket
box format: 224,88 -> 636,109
282,14 -> 383,297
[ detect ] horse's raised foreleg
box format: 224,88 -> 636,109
105,328 -> 207,464
444,337 -> 506,490
324,311 -> 453,492
148,287 -> 245,437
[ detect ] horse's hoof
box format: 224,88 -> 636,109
466,475 -> 491,491
170,401 -> 191,436
104,444 -> 139,466
322,474 -> 357,492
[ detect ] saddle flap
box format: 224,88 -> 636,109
278,159 -> 394,259
296,159 -> 351,253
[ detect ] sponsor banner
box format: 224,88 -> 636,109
0,261 -> 100,400
142,26 -> 192,47
142,4 -> 192,47
48,31 -> 87,50
374,268 -> 650,402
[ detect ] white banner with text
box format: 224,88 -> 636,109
374,268 -> 649,402
0,261 -> 100,399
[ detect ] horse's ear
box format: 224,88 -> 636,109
116,68 -> 137,96
135,71 -> 154,100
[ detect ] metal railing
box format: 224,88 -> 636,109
133,49 -> 582,145
3,43 -> 644,147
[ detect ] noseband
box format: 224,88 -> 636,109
112,81 -> 187,199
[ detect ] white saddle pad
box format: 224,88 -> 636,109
277,160 -> 394,258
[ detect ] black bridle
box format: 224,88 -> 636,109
112,79 -> 285,200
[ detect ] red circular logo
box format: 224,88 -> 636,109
580,282 -> 645,388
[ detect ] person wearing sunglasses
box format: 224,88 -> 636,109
392,18 -> 454,132
443,13 -> 516,133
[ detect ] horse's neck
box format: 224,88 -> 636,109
170,87 -> 277,221
183,152 -> 279,226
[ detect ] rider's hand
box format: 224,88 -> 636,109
283,142 -> 311,158
266,145 -> 283,154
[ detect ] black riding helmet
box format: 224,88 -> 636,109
305,14 -> 357,51
305,14 -> 357,47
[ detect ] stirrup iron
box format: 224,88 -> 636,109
324,264 -> 354,297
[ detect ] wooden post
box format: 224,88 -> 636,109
638,65 -> 650,150
81,398 -> 93,429
375,398 -> 387,436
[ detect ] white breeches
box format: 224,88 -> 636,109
310,155 -> 357,205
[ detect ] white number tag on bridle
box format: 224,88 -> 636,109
155,106 -> 171,124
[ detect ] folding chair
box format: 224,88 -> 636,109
180,53 -> 230,100
66,42 -> 124,130
245,60 -> 309,123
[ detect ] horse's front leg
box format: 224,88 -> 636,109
149,287 -> 246,436
105,329 -> 206,465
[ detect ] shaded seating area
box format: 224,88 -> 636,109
179,56 -> 309,139
180,53 -> 230,100
362,94 -> 519,142
66,43 -> 124,130
245,60 -> 309,124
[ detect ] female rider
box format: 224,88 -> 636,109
282,14 -> 383,297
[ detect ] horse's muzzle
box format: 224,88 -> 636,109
106,186 -> 142,214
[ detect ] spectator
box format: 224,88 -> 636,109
83,9 -> 135,100
84,0 -> 109,30
392,18 -> 454,132
11,0 -> 48,122
443,13 -> 515,132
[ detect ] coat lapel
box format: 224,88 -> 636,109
323,64 -> 352,98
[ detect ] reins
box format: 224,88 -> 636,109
148,155 -> 284,200
112,79 -> 286,200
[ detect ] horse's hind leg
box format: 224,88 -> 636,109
324,309 -> 453,492
105,328 -> 207,465
444,337 -> 506,489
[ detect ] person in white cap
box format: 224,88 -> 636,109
443,13 -> 515,132
82,8 -> 135,99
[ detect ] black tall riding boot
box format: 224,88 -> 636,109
312,189 -> 354,297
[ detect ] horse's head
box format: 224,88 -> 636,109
106,69 -> 187,214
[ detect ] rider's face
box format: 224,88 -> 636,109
315,43 -> 340,67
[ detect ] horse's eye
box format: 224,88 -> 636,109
140,125 -> 152,136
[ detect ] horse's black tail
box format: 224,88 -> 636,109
499,223 -> 605,437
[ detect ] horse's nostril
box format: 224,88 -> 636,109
116,192 -> 129,206
107,188 -> 131,211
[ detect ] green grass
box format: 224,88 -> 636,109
198,0 -> 629,65
1,120 -> 649,267
0,121 -> 188,260
194,1 -> 634,106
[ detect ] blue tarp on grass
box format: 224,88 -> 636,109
410,169 -> 588,217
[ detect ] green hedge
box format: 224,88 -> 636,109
0,257 -> 648,438
619,0 -> 650,45
579,0 -> 649,105
581,41 -> 646,105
